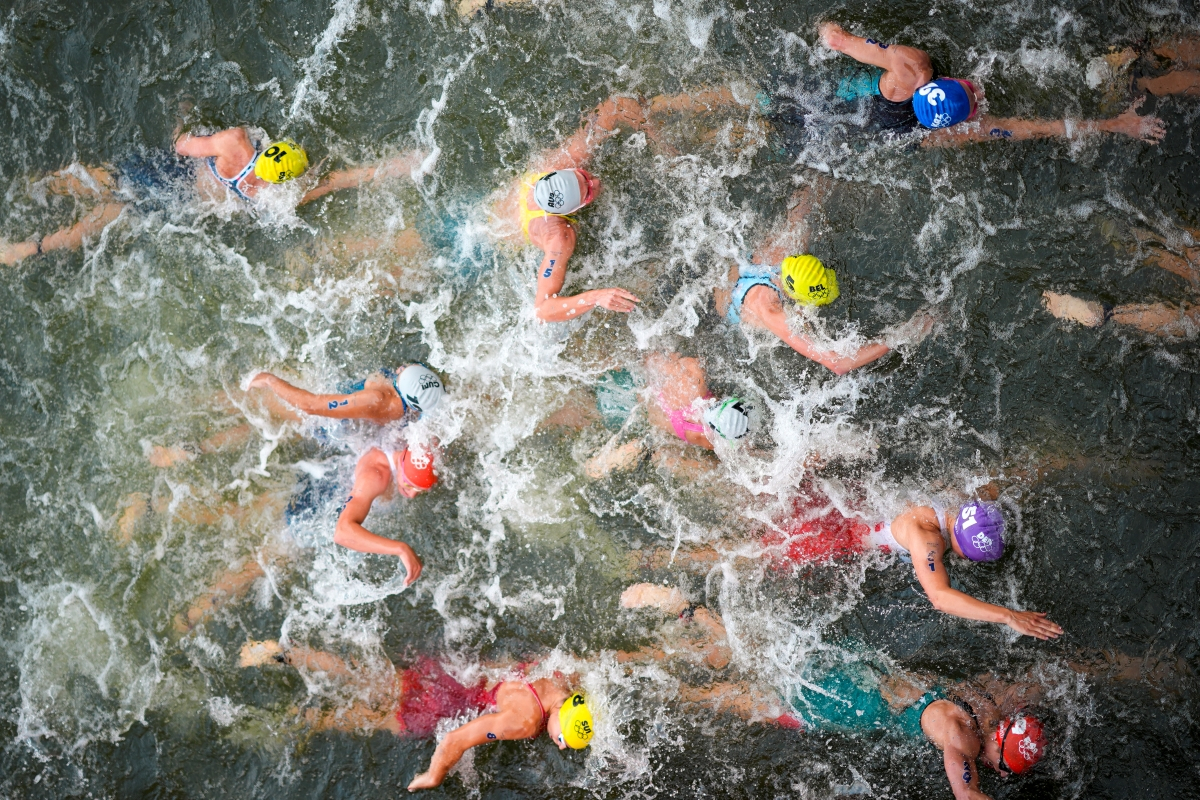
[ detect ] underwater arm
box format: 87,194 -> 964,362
942,744 -> 992,800
299,150 -> 426,205
750,297 -> 890,375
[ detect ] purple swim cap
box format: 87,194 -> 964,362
953,501 -> 1005,562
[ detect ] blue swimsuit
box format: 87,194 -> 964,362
206,150 -> 258,203
727,264 -> 784,325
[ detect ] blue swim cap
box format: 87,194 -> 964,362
912,80 -> 972,129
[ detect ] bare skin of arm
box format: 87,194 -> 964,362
925,98 -> 1166,146
920,700 -> 994,800
298,150 -> 426,206
819,22 -> 933,101
891,507 -> 1063,640
408,679 -> 569,791
529,214 -> 640,321
740,284 -> 892,375
247,372 -> 406,424
333,449 -> 423,584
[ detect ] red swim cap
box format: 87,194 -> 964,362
400,447 -> 437,491
995,715 -> 1046,775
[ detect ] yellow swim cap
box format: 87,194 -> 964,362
780,254 -> 839,307
558,692 -> 594,749
254,140 -> 309,183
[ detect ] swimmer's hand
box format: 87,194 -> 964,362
398,543 -> 423,587
247,372 -> 277,390
1104,96 -> 1167,144
1006,610 -> 1063,641
407,771 -> 440,791
818,22 -> 849,52
589,287 -> 641,313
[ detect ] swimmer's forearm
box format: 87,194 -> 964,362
536,292 -> 595,322
926,587 -> 1013,626
333,518 -> 414,557
925,116 -> 1111,146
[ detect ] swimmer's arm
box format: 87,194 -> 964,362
750,298 -> 890,375
174,128 -> 248,158
942,744 -> 992,800
913,542 -> 1062,640
299,150 -> 426,205
925,102 -> 1166,146
248,373 -> 388,419
335,460 -> 423,584
408,711 -> 530,791
819,22 -> 928,74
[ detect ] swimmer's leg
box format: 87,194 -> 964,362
677,682 -> 784,723
1109,302 -> 1200,336
1041,291 -> 1108,328
174,558 -> 267,633
34,165 -> 118,199
1153,36 -> 1200,68
1143,246 -> 1200,284
583,436 -> 649,479
1,202 -> 126,266
239,639 -> 385,685
1137,70 -> 1200,97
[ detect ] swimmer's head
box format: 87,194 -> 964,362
990,714 -> 1046,775
952,500 -> 1005,562
397,364 -> 445,415
254,140 -> 310,183
704,397 -> 751,440
780,254 -> 839,307
550,692 -> 594,750
912,79 -> 978,129
397,446 -> 438,496
533,169 -> 597,215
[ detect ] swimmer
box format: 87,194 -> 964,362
494,98 -> 649,322
247,363 -> 446,426
817,22 -> 1166,146
570,352 -> 753,479
0,128 -> 426,265
235,639 -> 595,792
624,586 -> 1050,798
635,496 -> 1063,640
1042,219 -> 1200,337
167,443 -> 439,631
715,187 -> 935,375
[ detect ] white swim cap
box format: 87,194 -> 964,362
533,170 -> 584,215
396,364 -> 445,414
703,397 -> 751,440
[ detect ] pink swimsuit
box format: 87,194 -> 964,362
658,392 -> 714,441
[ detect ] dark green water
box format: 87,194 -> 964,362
0,0 -> 1198,797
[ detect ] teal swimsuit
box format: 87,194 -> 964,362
727,264 -> 783,325
786,661 -> 943,739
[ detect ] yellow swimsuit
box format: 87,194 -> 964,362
519,172 -> 579,241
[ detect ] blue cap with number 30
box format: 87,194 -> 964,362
912,80 -> 972,129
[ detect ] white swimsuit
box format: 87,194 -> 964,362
383,449 -> 405,490
865,503 -> 949,562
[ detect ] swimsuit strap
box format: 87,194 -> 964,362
384,449 -> 400,478
951,696 -> 982,735
206,148 -> 259,203
525,681 -> 548,730
727,264 -> 782,325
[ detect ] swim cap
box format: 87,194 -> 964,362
400,447 -> 437,490
780,255 -> 839,307
913,80 -> 972,129
533,170 -> 584,215
703,397 -> 751,440
953,501 -> 1005,562
558,692 -> 594,749
396,364 -> 445,414
254,140 -> 309,183
995,715 -> 1046,775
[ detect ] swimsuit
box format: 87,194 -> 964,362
206,149 -> 259,203
865,502 -> 950,563
519,172 -> 578,241
727,264 -> 783,325
658,391 -> 714,442
594,368 -> 640,431
784,659 -> 944,739
395,658 -> 499,737
115,151 -> 196,208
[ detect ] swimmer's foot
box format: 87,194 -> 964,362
239,639 -> 286,668
1042,291 -> 1107,327
0,238 -> 40,266
620,583 -> 688,615
147,443 -> 199,468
